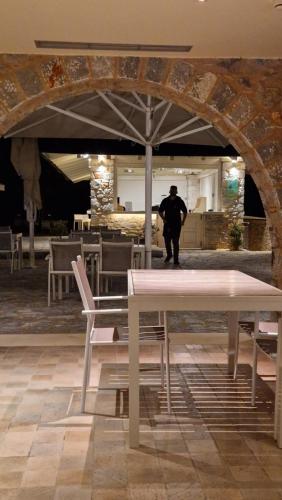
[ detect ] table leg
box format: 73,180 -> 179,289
128,304 -> 140,448
274,317 -> 282,447
227,311 -> 240,375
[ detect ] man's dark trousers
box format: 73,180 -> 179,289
164,225 -> 181,263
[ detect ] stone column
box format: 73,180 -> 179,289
89,156 -> 114,226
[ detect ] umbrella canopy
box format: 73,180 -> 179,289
11,138 -> 42,214
10,138 -> 42,267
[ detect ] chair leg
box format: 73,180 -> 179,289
251,312 -> 260,406
81,321 -> 91,413
48,271 -> 51,307
160,344 -> 164,387
233,324 -> 240,380
251,339 -> 258,406
58,276 -> 63,300
164,312 -> 172,414
86,345 -> 92,387
10,252 -> 14,274
65,276 -> 69,294
52,275 -> 56,301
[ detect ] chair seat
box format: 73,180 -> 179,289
90,325 -> 165,345
239,321 -> 277,360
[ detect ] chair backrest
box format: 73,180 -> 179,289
50,240 -> 83,271
0,226 -> 11,232
101,241 -> 134,272
71,231 -> 100,243
111,234 -> 133,243
71,255 -> 96,327
0,231 -> 13,251
91,225 -> 108,232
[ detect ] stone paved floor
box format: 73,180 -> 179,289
0,342 -> 280,499
0,250 -> 273,335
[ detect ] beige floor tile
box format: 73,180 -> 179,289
128,484 -> 167,500
16,487 -> 56,500
205,488 -> 243,499
0,432 -> 34,457
92,489 -> 129,500
229,465 -> 269,482
27,455 -> 61,470
0,456 -> 27,473
263,466 -> 282,482
0,471 -> 22,489
54,486 -> 92,500
21,467 -> 57,487
0,490 -> 18,500
240,489 -> 282,500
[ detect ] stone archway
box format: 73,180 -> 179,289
0,55 -> 281,283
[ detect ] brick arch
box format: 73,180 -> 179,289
0,55 -> 281,283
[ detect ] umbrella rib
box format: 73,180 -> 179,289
5,94 -> 100,138
150,102 -> 172,143
46,104 -> 145,146
97,91 -> 146,143
155,124 -> 213,145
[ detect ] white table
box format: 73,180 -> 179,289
128,269 -> 282,448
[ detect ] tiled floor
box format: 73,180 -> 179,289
0,341 -> 281,499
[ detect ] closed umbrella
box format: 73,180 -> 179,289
11,138 -> 42,267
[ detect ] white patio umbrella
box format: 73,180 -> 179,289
11,138 -> 42,267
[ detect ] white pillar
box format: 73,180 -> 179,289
145,96 -> 152,269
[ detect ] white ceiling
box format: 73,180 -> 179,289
0,0 -> 281,58
45,154 -> 235,182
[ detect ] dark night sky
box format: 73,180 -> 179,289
0,138 -> 265,232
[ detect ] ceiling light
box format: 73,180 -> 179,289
35,40 -> 193,53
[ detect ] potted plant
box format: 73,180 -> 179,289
227,219 -> 244,250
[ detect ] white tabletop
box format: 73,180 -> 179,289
128,269 -> 282,311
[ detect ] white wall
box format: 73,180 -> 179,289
199,173 -> 216,211
118,176 -> 188,211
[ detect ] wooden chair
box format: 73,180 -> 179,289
97,241 -> 134,295
71,255 -> 171,413
238,318 -> 278,405
48,240 -> 84,306
0,230 -> 19,273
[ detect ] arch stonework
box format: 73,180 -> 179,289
0,55 -> 281,283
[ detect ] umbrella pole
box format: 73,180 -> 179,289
145,96 -> 152,269
27,201 -> 36,268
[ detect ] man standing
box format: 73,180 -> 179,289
158,185 -> 187,265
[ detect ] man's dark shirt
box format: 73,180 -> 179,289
159,195 -> 187,232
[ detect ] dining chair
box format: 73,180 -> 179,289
71,255 -> 171,413
97,240 -> 134,295
238,318 -> 278,405
48,239 -> 84,306
0,230 -> 19,273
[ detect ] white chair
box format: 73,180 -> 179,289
73,214 -> 91,231
71,255 -> 171,413
0,230 -> 19,273
48,240 -> 84,306
193,196 -> 207,213
238,318 -> 278,405
97,241 -> 134,295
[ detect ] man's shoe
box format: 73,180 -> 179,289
164,255 -> 172,263
174,260 -> 180,265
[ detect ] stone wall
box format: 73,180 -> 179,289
222,160 -> 245,219
243,217 -> 271,251
203,212 -> 228,249
96,212 -> 158,244
89,157 -> 114,225
0,55 -> 281,281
